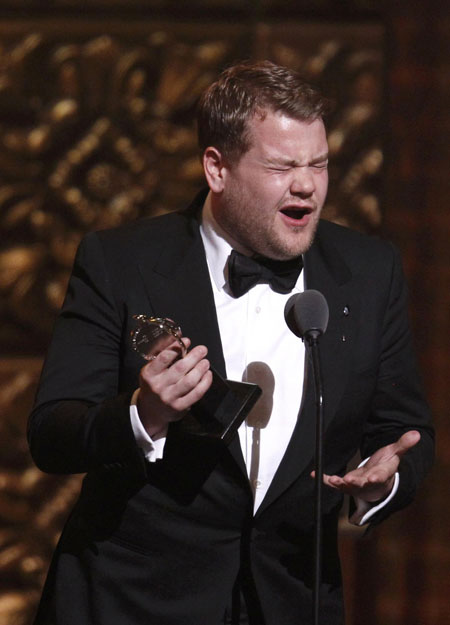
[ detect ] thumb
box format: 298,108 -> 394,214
393,430 -> 421,457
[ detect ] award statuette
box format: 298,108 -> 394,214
131,315 -> 186,360
131,315 -> 262,444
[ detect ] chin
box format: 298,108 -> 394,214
247,225 -> 317,260
276,236 -> 315,259
288,225 -> 318,256
264,246 -> 307,261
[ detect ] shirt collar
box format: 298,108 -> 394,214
199,192 -> 242,292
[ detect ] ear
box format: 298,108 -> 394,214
202,146 -> 228,193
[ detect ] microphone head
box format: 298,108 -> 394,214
284,290 -> 329,339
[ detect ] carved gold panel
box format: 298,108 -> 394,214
0,358 -> 83,625
0,20 -> 250,354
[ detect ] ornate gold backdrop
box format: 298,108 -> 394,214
2,5 -> 445,625
0,18 -> 384,355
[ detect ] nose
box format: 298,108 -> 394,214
290,167 -> 315,197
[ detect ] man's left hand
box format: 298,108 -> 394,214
314,430 -> 421,504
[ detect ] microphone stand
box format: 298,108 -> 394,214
304,330 -> 325,625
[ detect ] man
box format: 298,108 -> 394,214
28,61 -> 434,625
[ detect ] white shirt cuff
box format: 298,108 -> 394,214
350,457 -> 400,526
129,389 -> 166,462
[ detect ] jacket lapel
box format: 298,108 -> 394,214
255,222 -> 356,517
135,194 -> 247,474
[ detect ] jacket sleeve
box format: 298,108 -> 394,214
28,231 -> 144,475
358,244 -> 434,525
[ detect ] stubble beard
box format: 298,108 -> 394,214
264,214 -> 320,260
219,188 -> 321,260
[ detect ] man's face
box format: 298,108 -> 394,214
213,111 -> 329,260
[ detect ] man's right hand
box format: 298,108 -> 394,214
137,338 -> 213,439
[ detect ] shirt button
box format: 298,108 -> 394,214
255,306 -> 261,314
253,479 -> 261,489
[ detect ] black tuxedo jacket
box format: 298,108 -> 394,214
29,192 -> 434,625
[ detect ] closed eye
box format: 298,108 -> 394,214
268,166 -> 291,172
311,161 -> 328,170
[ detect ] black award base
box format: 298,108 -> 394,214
184,367 -> 262,444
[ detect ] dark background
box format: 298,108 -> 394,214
0,2 -> 448,624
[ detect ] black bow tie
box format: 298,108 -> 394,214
227,249 -> 303,298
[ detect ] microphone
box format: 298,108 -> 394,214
284,289 -> 329,625
284,289 -> 329,343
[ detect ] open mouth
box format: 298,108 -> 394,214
280,208 -> 309,220
279,206 -> 313,224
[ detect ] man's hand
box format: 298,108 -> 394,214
137,337 -> 213,440
313,430 -> 421,504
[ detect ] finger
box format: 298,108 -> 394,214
168,345 -> 209,382
311,471 -> 346,490
320,467 -> 376,490
320,472 -> 370,496
325,475 -> 346,488
148,341 -> 206,377
141,338 -> 187,374
168,357 -> 211,399
318,464 -> 392,487
181,337 -> 191,351
171,369 -> 213,412
319,473 -> 353,494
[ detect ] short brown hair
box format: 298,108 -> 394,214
197,60 -> 331,162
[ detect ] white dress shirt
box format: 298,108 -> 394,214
130,194 -> 398,524
199,196 -> 306,512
